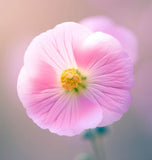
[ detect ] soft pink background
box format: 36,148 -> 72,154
1,0 -> 152,160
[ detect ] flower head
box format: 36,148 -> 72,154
17,21 -> 135,136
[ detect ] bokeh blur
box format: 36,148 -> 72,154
1,0 -> 152,160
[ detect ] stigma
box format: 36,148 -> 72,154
60,68 -> 86,92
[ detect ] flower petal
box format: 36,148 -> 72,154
17,66 -> 60,107
87,50 -> 133,114
74,32 -> 122,70
80,16 -> 138,64
99,107 -> 123,126
24,22 -> 92,75
46,94 -> 103,136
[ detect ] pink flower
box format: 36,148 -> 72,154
80,16 -> 138,64
17,22 -> 134,136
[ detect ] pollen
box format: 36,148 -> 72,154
61,68 -> 86,92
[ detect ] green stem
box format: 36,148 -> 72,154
100,139 -> 106,160
90,138 -> 101,160
83,127 -> 108,160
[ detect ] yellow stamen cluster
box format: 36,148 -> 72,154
61,68 -> 82,91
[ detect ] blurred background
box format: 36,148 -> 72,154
0,0 -> 152,160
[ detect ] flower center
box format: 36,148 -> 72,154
60,68 -> 86,92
